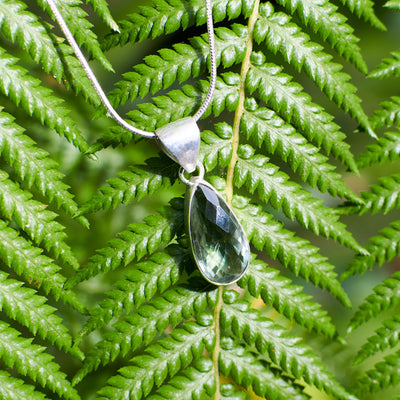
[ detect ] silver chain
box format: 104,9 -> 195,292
45,0 -> 217,139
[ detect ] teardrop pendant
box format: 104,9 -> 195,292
185,176 -> 250,285
155,117 -> 250,285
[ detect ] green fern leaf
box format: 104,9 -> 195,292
247,56 -> 357,169
254,3 -> 373,134
101,0 -> 254,51
235,145 -> 363,253
276,0 -> 367,72
239,258 -> 336,336
354,313 -> 400,365
0,47 -> 89,152
356,131 -> 400,168
233,195 -> 351,306
0,0 -> 63,78
108,24 -> 246,109
78,248 -> 185,338
338,0 -> 385,30
0,110 -> 85,222
221,292 -> 357,400
77,156 -> 176,216
143,359 -> 215,400
96,318 -> 214,400
38,0 -> 112,71
341,174 -> 400,215
370,97 -> 400,130
73,283 -> 218,385
341,220 -> 400,281
68,206 -> 181,288
0,0 -> 100,105
242,100 -> 359,194
0,219 -> 84,311
200,124 -> 233,171
0,171 -> 79,269
0,321 -> 80,400
86,0 -> 119,31
220,384 -> 252,400
385,0 -> 400,8
220,337 -> 309,400
126,74 -> 240,133
355,350 -> 400,394
0,270 -> 81,358
369,51 -> 400,79
0,370 -> 47,400
347,271 -> 400,332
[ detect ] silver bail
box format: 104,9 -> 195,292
155,117 -> 200,173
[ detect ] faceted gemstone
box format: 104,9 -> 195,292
188,181 -> 250,285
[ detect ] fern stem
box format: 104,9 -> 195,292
225,0 -> 260,204
212,286 -> 223,399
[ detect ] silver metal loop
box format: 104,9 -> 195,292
179,162 -> 205,186
155,117 -> 200,173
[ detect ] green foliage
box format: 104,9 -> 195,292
0,0 -> 398,399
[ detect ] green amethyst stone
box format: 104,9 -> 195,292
187,180 -> 250,285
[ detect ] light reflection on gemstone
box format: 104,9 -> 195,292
187,180 -> 250,285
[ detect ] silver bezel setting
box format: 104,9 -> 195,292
185,177 -> 250,285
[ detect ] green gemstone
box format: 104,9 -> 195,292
187,181 -> 250,285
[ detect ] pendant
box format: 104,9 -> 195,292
156,118 -> 250,285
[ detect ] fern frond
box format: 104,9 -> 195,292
77,156 -> 176,216
338,0 -> 385,30
96,319 -> 214,400
38,0 -> 113,71
0,171 -> 78,269
101,0 -> 254,51
0,370 -> 47,400
341,174 -> 400,215
68,206 -> 181,288
86,0 -> 119,31
348,271 -> 400,332
235,145 -> 363,253
200,124 -> 233,171
356,131 -> 400,168
355,350 -> 400,394
233,195 -> 351,306
73,283 -> 217,384
108,24 -> 246,109
0,47 -> 89,152
242,100 -> 359,194
220,384 -> 252,400
124,73 -> 240,133
354,313 -> 400,365
254,3 -> 373,134
0,110 -> 84,222
144,359 -> 215,400
0,0 -> 100,105
385,0 -> 400,8
239,258 -> 336,336
370,97 -> 400,130
220,337 -> 309,400
276,0 -> 367,72
369,51 -> 400,79
221,293 -> 357,400
0,219 -> 84,311
0,0 -> 63,77
341,220 -> 400,281
78,248 -> 185,337
0,270 -> 81,358
247,56 -> 357,169
0,321 -> 80,400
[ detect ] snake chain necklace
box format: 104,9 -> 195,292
46,0 -> 250,285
